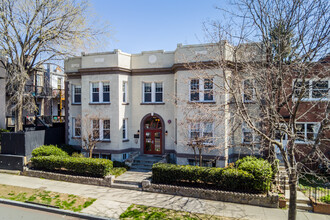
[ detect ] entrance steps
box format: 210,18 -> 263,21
111,170 -> 152,191
130,155 -> 163,171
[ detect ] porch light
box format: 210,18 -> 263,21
137,130 -> 140,134
165,130 -> 168,135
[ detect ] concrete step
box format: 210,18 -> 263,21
133,160 -> 160,165
114,179 -> 141,185
111,182 -> 142,191
130,164 -> 153,171
285,202 -> 313,211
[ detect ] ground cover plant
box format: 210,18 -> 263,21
119,204 -> 237,220
152,156 -> 272,193
0,184 -> 96,212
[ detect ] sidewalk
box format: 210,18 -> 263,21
0,173 -> 328,220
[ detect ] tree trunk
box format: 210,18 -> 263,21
288,173 -> 297,220
17,105 -> 23,132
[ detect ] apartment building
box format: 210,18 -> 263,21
64,42 -> 329,166
6,65 -> 66,129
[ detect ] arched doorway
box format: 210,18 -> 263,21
140,114 -> 164,155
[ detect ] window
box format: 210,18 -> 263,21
57,77 -> 62,89
295,122 -> 319,143
36,75 -> 42,87
189,122 -> 214,144
189,78 -> 214,102
122,153 -> 128,160
243,79 -> 255,103
92,119 -> 110,141
294,79 -> 329,101
92,119 -> 100,139
188,159 -> 216,167
122,119 -> 128,140
242,123 -> 254,144
72,85 -> 81,104
72,117 -> 81,138
103,82 -> 110,102
101,154 -> 111,160
122,81 -> 128,103
142,82 -> 163,103
90,82 -> 110,103
92,83 -> 99,102
103,120 -> 110,140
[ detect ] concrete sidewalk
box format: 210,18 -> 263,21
0,173 -> 328,220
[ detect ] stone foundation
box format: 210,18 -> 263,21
22,169 -> 115,187
142,180 -> 278,208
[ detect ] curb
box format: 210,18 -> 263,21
0,198 -> 114,220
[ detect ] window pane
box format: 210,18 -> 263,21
103,83 -> 110,102
191,79 -> 199,90
144,83 -> 151,92
75,128 -> 81,137
312,81 -> 328,98
93,93 -> 99,102
122,82 -> 127,102
155,93 -> 163,102
204,79 -> 213,90
103,130 -> 110,139
155,83 -> 163,92
92,83 -> 99,102
144,93 -> 151,102
103,120 -> 110,129
243,131 -> 253,143
75,94 -> 81,103
190,92 -> 199,101
244,80 -> 254,102
92,83 -> 99,92
294,81 -> 309,98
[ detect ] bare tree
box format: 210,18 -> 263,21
195,1 -> 330,219
0,0 -> 109,131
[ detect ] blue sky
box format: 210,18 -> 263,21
89,0 -> 229,54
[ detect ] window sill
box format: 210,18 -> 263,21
140,102 -> 165,105
72,137 -> 81,139
122,102 -> 129,105
99,140 -> 111,143
72,103 -> 81,105
122,139 -> 129,142
188,101 -> 216,104
89,102 -> 111,105
293,98 -> 329,102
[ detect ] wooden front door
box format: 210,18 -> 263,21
144,129 -> 162,154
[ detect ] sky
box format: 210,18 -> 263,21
89,0 -> 230,54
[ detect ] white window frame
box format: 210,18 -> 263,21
142,82 -> 164,103
57,77 -> 62,90
242,79 -> 255,103
295,122 -> 320,144
72,84 -> 81,104
91,119 -> 111,141
122,81 -> 128,103
72,117 -> 81,138
90,81 -> 110,103
189,122 -> 214,145
189,78 -> 214,102
293,79 -> 329,101
122,118 -> 128,140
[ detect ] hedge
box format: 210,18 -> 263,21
152,157 -> 273,193
235,156 -> 273,192
31,156 -> 113,177
32,145 -> 68,157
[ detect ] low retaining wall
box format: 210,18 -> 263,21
142,180 -> 278,208
22,169 -> 115,187
0,154 -> 26,171
310,197 -> 330,215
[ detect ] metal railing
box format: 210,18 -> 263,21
299,181 -> 330,203
6,115 -> 65,128
24,85 -> 64,98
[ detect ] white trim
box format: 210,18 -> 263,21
122,81 -> 128,103
295,122 -> 320,144
142,82 -> 163,103
189,78 -> 214,102
90,81 -> 111,103
293,78 -> 329,102
241,123 -> 254,144
72,117 -> 81,138
72,84 -> 81,104
189,121 -> 214,145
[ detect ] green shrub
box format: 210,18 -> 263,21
320,195 -> 330,204
113,161 -> 130,169
31,156 -> 113,177
58,145 -> 80,156
32,145 -> 69,157
235,156 -> 273,192
71,152 -> 85,158
152,163 -> 259,193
